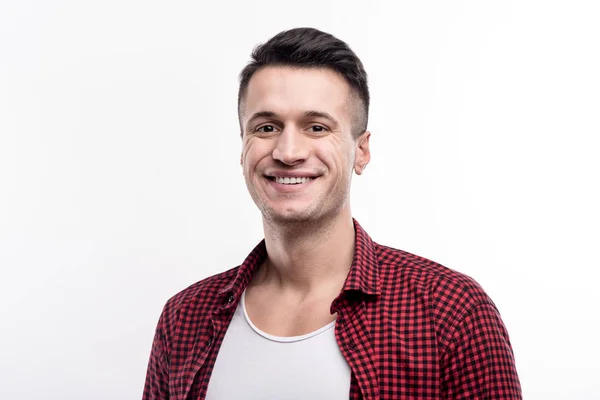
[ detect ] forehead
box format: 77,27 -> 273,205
242,66 -> 353,121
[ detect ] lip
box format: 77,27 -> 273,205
264,170 -> 321,179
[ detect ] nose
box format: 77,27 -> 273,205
271,127 -> 309,166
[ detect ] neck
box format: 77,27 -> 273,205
256,206 -> 355,296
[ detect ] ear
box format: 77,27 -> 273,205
353,131 -> 371,175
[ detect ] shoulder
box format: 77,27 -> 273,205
376,243 -> 490,300
158,265 -> 240,328
374,242 -> 496,335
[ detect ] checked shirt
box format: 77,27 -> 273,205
143,219 -> 522,399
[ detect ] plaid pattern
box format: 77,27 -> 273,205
143,219 -> 521,399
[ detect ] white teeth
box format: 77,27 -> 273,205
275,176 -> 312,185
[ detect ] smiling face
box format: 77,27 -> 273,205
240,66 -> 370,226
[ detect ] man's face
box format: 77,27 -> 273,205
240,66 -> 370,225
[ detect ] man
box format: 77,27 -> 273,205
143,28 -> 521,399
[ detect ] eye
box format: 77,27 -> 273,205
308,125 -> 329,133
256,125 -> 278,133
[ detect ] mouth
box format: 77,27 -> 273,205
266,176 -> 315,185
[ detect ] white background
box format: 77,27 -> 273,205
1,0 -> 599,398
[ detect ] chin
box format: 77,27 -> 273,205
262,205 -> 320,225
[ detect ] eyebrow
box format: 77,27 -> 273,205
302,110 -> 339,125
246,110 -> 340,128
247,111 -> 278,126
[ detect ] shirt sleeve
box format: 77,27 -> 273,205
440,302 -> 522,399
142,310 -> 170,400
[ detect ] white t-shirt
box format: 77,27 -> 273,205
205,288 -> 352,399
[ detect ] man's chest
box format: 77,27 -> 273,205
204,291 -> 351,399
170,291 -> 443,400
192,302 -> 440,400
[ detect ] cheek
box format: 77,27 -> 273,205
242,140 -> 269,175
316,142 -> 354,175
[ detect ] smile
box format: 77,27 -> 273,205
272,176 -> 313,185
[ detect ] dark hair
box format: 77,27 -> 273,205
238,27 -> 369,138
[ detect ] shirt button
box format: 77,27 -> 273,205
227,294 -> 234,304
346,342 -> 356,351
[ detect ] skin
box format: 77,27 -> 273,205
239,66 -> 370,335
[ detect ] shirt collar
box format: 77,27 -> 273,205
217,218 -> 381,301
343,219 -> 381,295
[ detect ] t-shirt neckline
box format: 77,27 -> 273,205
241,288 -> 336,343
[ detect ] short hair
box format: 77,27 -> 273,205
238,27 -> 369,139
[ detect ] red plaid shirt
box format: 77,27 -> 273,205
143,220 -> 521,399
